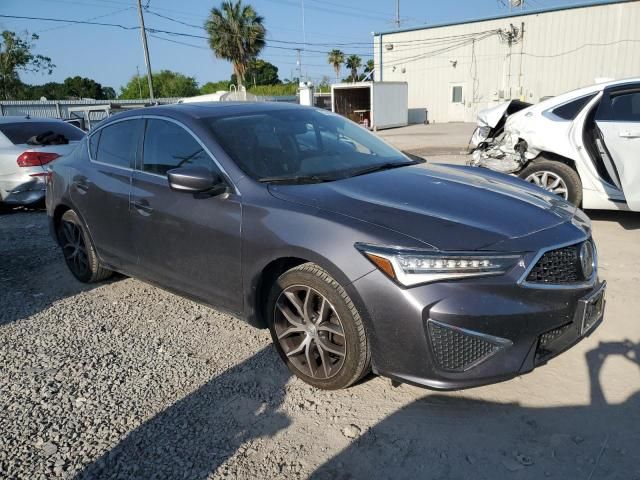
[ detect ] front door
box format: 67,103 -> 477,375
70,118 -> 144,268
595,84 -> 640,211
129,118 -> 242,312
448,84 -> 466,122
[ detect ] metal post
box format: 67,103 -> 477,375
395,0 -> 400,28
136,66 -> 143,98
136,0 -> 154,101
378,34 -> 383,82
296,48 -> 302,82
55,101 -> 62,119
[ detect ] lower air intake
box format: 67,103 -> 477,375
427,320 -> 509,372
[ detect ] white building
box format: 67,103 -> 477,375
373,0 -> 640,123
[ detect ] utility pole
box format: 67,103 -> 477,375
136,66 -> 143,98
136,0 -> 154,101
300,0 -> 306,81
395,0 -> 400,28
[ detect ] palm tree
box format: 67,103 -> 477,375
363,59 -> 375,80
327,49 -> 344,83
345,54 -> 362,83
205,1 -> 266,88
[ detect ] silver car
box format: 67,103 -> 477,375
0,116 -> 84,207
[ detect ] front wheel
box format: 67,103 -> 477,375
519,158 -> 583,206
266,263 -> 371,390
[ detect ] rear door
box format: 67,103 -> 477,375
594,84 -> 640,210
71,118 -> 143,268
129,117 -> 242,311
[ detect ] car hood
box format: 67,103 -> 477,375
268,163 -> 578,251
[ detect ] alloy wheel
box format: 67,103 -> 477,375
525,171 -> 569,200
60,221 -> 89,277
274,285 -> 346,379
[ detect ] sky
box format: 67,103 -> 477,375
1,0 -> 611,92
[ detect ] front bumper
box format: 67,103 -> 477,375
351,266 -> 605,391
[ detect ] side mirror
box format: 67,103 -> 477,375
167,166 -> 228,195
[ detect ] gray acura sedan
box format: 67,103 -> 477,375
46,102 -> 605,390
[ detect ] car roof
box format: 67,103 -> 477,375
524,77 -> 640,113
102,101 -> 308,124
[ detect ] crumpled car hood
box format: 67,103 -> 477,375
268,163 -> 578,251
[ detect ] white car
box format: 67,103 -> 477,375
0,116 -> 84,207
470,78 -> 640,211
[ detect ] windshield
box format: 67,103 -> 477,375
0,121 -> 85,145
207,108 -> 416,182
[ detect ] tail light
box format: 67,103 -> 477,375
17,151 -> 60,167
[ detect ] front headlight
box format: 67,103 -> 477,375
356,243 -> 522,287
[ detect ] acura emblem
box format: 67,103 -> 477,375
580,241 -> 595,279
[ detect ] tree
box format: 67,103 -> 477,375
231,58 -> 279,86
0,31 -> 55,99
318,75 -> 330,93
327,49 -> 344,83
201,80 -> 232,94
363,59 -> 375,80
63,76 -> 103,99
345,55 -> 362,83
101,86 -> 116,100
15,77 -> 116,100
205,1 -> 266,88
24,81 -> 65,100
119,70 -> 199,99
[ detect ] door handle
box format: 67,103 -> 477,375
619,131 -> 640,138
72,180 -> 89,193
132,200 -> 154,215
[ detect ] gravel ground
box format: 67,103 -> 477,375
1,200 -> 639,479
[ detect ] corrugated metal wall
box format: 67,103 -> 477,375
374,1 -> 640,122
0,99 -> 181,121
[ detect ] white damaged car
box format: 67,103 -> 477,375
469,78 -> 640,211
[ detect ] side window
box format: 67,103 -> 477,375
610,91 -> 640,121
142,119 -> 216,175
95,119 -> 142,168
552,94 -> 596,120
88,130 -> 101,159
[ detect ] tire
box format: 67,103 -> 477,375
519,157 -> 583,206
266,263 -> 371,390
57,210 -> 112,283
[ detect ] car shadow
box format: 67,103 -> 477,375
586,209 -> 640,231
310,340 -> 640,479
76,346 -> 292,479
0,209 -> 106,326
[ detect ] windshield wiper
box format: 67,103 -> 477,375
345,160 -> 418,179
258,174 -> 337,184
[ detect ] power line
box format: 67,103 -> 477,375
0,13 -> 373,56
36,6 -> 133,33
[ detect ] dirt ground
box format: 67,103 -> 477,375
1,123 -> 639,479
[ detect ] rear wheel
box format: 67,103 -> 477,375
267,263 -> 370,390
519,158 -> 583,206
58,210 -> 112,283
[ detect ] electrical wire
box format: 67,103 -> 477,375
36,6 -> 134,33
0,13 -> 373,56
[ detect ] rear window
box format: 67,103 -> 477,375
551,94 -> 596,120
0,121 -> 85,144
